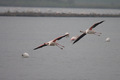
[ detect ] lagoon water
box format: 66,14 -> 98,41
0,16 -> 120,80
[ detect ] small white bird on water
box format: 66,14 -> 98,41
22,52 -> 29,58
106,37 -> 110,42
33,32 -> 69,50
73,21 -> 104,44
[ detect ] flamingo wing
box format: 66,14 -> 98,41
33,43 -> 47,50
53,34 -> 67,42
89,20 -> 104,30
73,33 -> 86,44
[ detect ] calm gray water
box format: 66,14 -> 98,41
0,17 -> 120,80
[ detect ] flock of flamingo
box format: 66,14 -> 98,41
22,20 -> 111,58
33,20 -> 105,50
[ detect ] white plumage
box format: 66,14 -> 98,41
22,52 -> 29,58
106,37 -> 110,42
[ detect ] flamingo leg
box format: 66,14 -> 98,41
56,44 -> 63,50
56,43 -> 65,48
94,32 -> 102,36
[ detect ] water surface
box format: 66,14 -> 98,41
0,17 -> 120,80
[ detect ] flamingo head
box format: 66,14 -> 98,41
70,36 -> 77,41
65,32 -> 69,37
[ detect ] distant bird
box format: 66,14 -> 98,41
73,21 -> 104,44
34,32 -> 69,50
22,52 -> 29,58
106,37 -> 110,42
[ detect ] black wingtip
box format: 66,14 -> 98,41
101,20 -> 105,23
97,20 -> 105,25
33,48 -> 37,50
73,42 -> 76,44
73,40 -> 77,44
33,47 -> 39,50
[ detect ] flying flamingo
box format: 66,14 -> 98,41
73,21 -> 104,44
33,32 -> 69,50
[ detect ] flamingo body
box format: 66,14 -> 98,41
85,29 -> 96,34
47,40 -> 56,46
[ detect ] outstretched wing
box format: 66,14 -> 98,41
53,34 -> 68,42
73,33 -> 86,44
33,43 -> 47,50
89,20 -> 104,30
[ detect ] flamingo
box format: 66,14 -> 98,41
33,32 -> 69,50
73,21 -> 104,44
